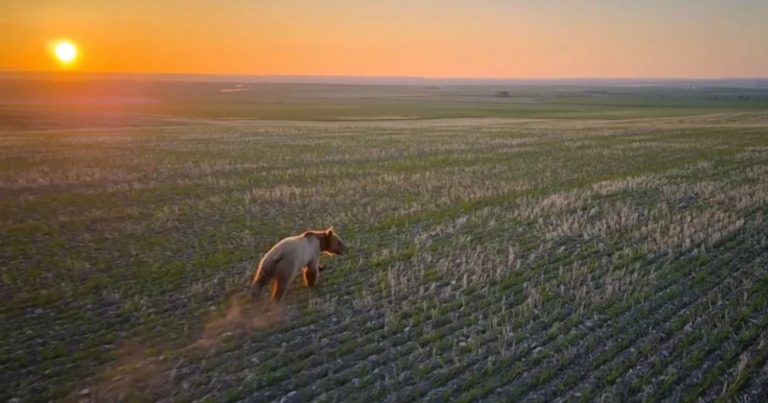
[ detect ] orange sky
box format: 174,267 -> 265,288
2,1 -> 767,78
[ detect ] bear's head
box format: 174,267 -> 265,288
323,227 -> 346,255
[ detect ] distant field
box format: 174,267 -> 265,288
3,78 -> 768,130
2,81 -> 768,401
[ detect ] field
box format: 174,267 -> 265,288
3,78 -> 768,402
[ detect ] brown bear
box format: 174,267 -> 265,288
251,227 -> 346,301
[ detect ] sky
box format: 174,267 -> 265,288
2,0 -> 767,78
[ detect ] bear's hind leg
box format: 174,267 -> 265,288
251,270 -> 269,294
271,277 -> 289,302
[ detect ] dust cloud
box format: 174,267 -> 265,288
70,293 -> 282,402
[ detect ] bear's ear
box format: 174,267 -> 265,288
303,231 -> 314,237
326,227 -> 335,237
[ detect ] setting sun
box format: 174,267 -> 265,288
53,41 -> 78,65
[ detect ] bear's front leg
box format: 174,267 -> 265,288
303,259 -> 320,288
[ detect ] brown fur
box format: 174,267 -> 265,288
251,227 -> 346,302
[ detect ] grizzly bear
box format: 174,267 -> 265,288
251,227 -> 346,301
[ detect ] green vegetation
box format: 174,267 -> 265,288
3,78 -> 768,130
2,81 -> 768,401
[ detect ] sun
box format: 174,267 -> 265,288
53,40 -> 78,65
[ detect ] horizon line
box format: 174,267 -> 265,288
2,69 -> 768,83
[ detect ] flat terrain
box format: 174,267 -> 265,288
2,78 -> 768,402
3,76 -> 768,130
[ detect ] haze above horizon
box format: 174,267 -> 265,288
3,1 -> 768,78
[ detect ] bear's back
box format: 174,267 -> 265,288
269,234 -> 317,266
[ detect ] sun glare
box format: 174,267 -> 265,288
53,40 -> 78,65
